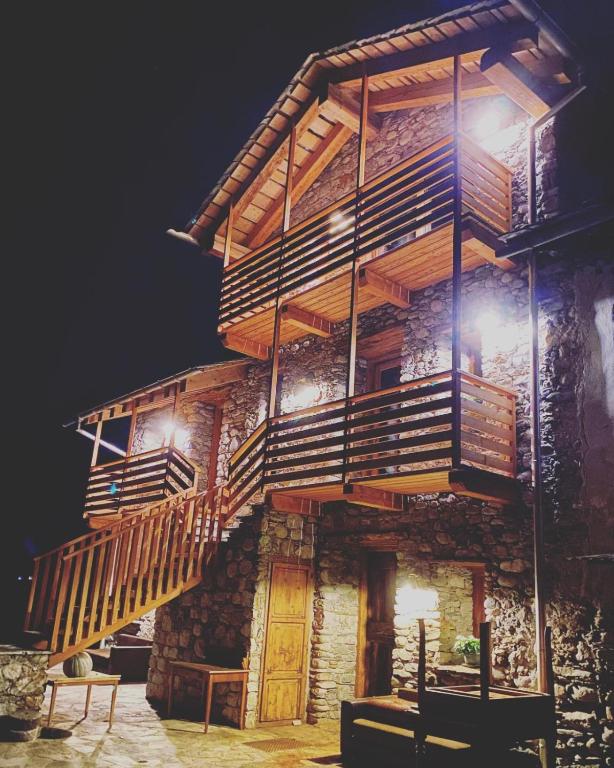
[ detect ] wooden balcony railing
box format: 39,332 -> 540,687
226,371 -> 516,515
219,134 -> 512,329
84,446 -> 199,520
25,486 -> 226,663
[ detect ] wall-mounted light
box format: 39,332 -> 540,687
283,383 -> 322,414
160,418 -> 189,450
329,211 -> 354,238
396,582 -> 438,620
474,310 -> 517,353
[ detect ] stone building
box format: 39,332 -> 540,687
22,2 -> 613,765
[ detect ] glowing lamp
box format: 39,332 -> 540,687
161,418 -> 189,449
329,211 -> 353,237
475,310 -> 517,352
397,582 -> 438,620
473,109 -> 501,141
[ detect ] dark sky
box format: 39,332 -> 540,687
3,1 -> 612,627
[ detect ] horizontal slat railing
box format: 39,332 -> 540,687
25,486 -> 226,661
459,371 -> 517,477
223,371 -> 517,515
219,134 -> 512,329
84,446 -> 198,518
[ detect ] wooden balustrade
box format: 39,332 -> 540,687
219,135 -> 512,330
84,446 -> 198,520
24,486 -> 226,664
225,370 -> 517,517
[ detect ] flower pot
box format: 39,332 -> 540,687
463,652 -> 480,668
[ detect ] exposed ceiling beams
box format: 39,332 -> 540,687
480,45 -> 556,117
368,71 -> 501,112
247,123 -> 352,249
319,84 -> 381,139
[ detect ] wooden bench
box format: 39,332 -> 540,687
167,649 -> 249,733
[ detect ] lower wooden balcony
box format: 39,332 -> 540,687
219,134 -> 514,359
84,446 -> 199,527
226,371 -> 517,517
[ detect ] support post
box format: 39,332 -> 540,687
91,418 -> 103,467
267,124 -> 296,420
223,201 -> 234,269
479,621 -> 491,703
417,618 -> 426,706
126,403 -> 137,457
451,55 -> 463,468
342,70 -> 368,484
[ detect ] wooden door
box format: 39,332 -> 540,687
260,561 -> 311,723
357,551 -> 397,697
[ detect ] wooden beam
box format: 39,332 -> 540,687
184,361 -> 249,393
481,47 -> 554,118
330,22 -> 537,87
220,332 -> 270,361
342,484 -> 406,512
319,83 -> 381,139
462,219 -> 515,271
248,123 -> 352,249
368,71 -> 500,113
221,99 -> 319,234
266,492 -> 321,517
281,304 -> 333,338
358,267 -> 411,308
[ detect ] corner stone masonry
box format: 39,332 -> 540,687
0,646 -> 49,742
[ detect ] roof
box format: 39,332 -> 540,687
71,359 -> 249,425
182,0 -> 530,251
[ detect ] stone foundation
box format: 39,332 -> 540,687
0,646 -> 49,742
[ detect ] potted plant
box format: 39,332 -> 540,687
453,635 -> 481,667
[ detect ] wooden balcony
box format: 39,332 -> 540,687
219,135 -> 513,357
84,446 -> 199,525
226,371 -> 517,515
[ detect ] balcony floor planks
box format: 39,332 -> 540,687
220,219 -> 497,348
270,466 -> 516,505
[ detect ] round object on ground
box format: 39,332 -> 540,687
62,651 -> 93,678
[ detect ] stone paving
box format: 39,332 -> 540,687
0,683 -> 342,768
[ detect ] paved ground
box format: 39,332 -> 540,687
0,683 -> 342,768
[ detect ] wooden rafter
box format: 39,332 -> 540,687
330,22 -> 537,87
221,100 -> 319,237
319,83 -> 381,139
281,304 -> 333,338
266,492 -> 321,516
462,219 -> 515,271
342,484 -> 406,512
368,71 -> 501,113
358,267 -> 411,308
220,332 -> 270,361
480,46 -> 554,118
248,123 -> 352,249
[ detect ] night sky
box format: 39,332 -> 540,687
3,1 -> 612,633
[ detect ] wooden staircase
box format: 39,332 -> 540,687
24,486 -> 229,666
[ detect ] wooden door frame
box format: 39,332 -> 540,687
355,549 -> 398,698
257,557 -> 314,726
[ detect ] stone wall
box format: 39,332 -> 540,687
536,246 -> 614,766
0,646 -> 49,741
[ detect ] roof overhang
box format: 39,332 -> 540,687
69,359 -> 249,426
178,0 -> 578,257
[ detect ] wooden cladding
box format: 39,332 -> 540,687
24,487 -> 226,663
84,446 -> 198,519
225,370 -> 517,518
218,134 -> 512,332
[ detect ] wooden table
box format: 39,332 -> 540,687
167,660 -> 249,733
47,672 -> 121,730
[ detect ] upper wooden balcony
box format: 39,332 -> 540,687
84,446 -> 199,527
219,134 -> 513,358
225,370 -> 517,516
